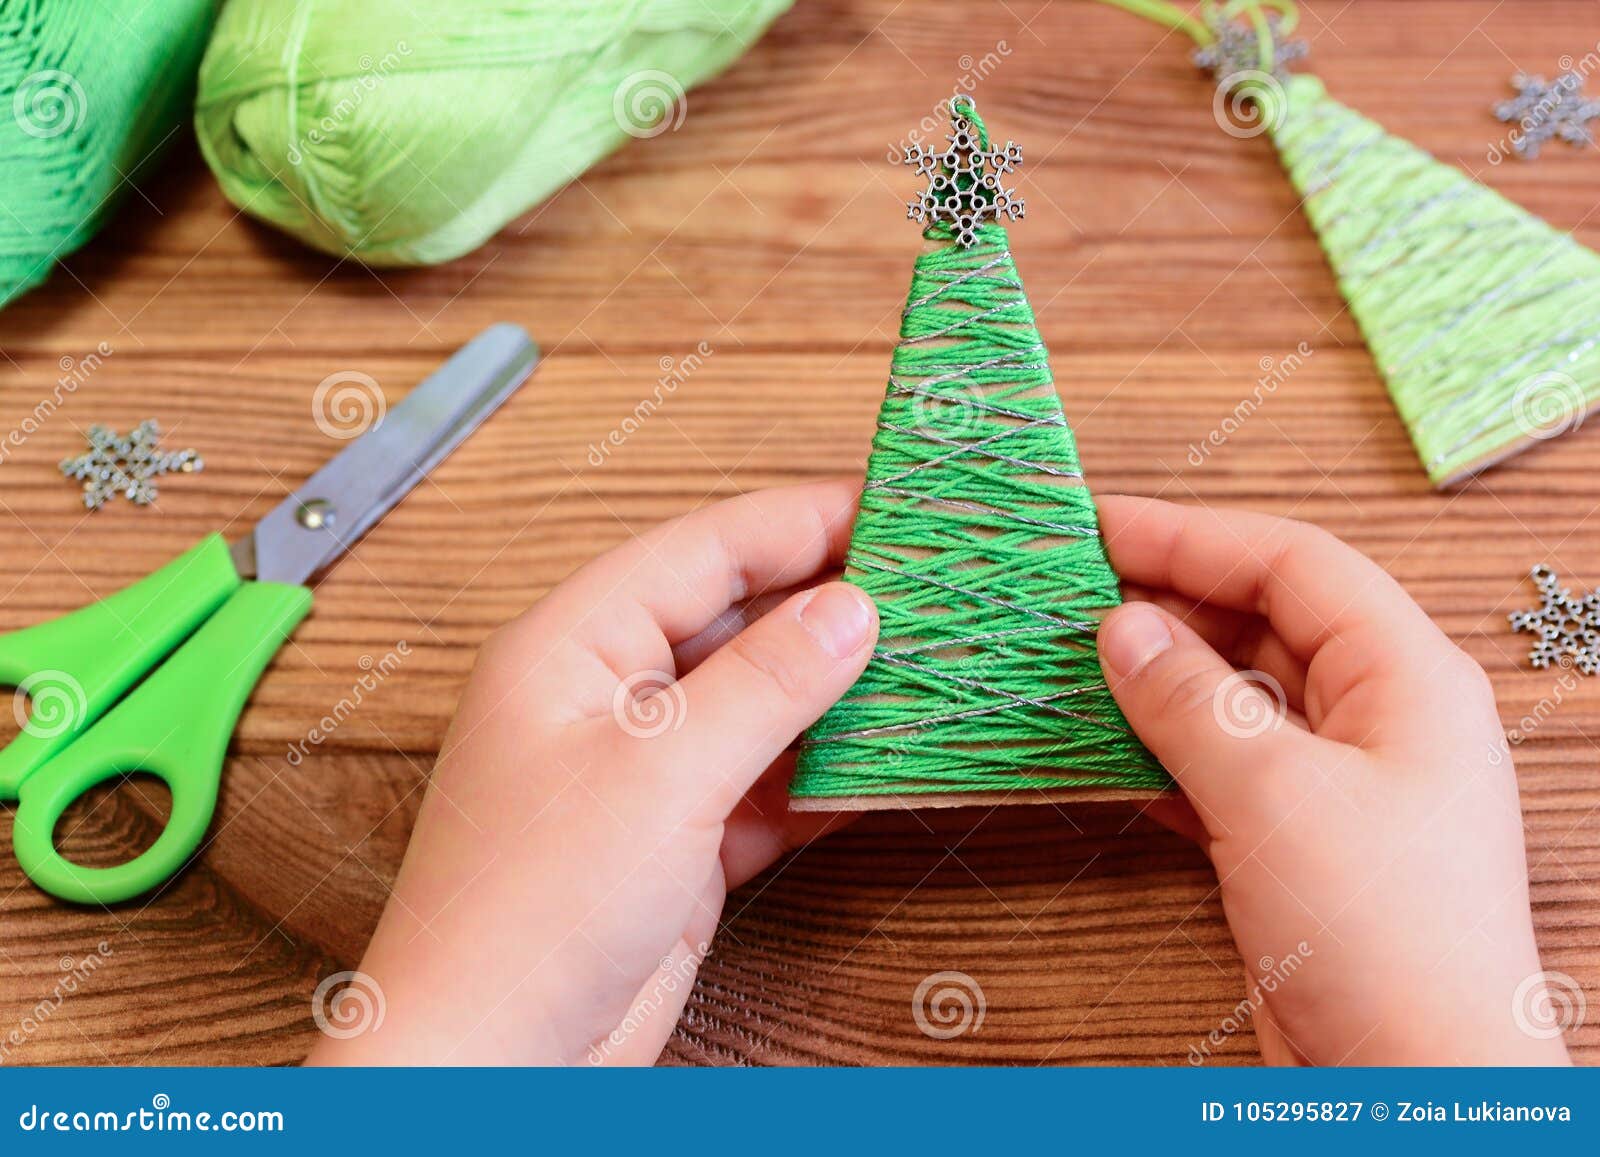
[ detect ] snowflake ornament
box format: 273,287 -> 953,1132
1192,14 -> 1309,84
902,96 -> 1024,249
1508,565 -> 1600,675
59,420 -> 203,510
1495,72 -> 1600,159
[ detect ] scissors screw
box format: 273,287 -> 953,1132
296,498 -> 336,531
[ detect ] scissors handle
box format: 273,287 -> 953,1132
0,535 -> 241,797
10,581 -> 311,905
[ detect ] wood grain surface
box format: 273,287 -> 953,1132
2,0 -> 1599,1066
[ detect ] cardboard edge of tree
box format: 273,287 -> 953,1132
789,95 -> 1169,812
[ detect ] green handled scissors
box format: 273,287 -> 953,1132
0,324 -> 540,906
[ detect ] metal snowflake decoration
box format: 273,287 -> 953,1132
59,420 -> 203,510
1192,14 -> 1309,85
901,96 -> 1024,249
1494,71 -> 1600,159
1508,565 -> 1600,675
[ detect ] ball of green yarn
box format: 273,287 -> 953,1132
0,0 -> 218,310
194,0 -> 793,267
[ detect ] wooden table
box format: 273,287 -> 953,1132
2,0 -> 1597,1066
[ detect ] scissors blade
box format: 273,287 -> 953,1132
234,324 -> 539,586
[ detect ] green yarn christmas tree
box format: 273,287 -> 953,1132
1101,0 -> 1600,487
791,97 -> 1166,807
1270,73 -> 1600,485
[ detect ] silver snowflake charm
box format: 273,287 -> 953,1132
59,420 -> 203,510
1508,565 -> 1600,674
902,96 -> 1024,249
1192,15 -> 1308,84
1494,72 -> 1600,159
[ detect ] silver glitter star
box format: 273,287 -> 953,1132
1192,15 -> 1309,84
59,420 -> 203,509
1494,71 -> 1600,159
1508,565 -> 1600,675
902,95 -> 1024,249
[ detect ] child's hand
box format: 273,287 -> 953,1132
1095,496 -> 1570,1066
308,481 -> 877,1065
309,484 -> 1565,1067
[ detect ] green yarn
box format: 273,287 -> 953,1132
793,114 -> 1166,798
1272,75 -> 1600,485
0,0 -> 217,309
194,0 -> 792,267
1097,0 -> 1600,486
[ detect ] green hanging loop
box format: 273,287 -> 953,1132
1094,0 -> 1217,44
1098,1 -> 1306,131
949,93 -> 991,148
1095,0 -> 1300,52
1218,0 -> 1301,63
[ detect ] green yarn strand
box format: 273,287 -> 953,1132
793,221 -> 1167,799
1092,0 -> 1302,56
0,0 -> 217,309
1271,75 -> 1600,485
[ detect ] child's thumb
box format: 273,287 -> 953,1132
1098,602 -> 1295,804
645,582 -> 878,820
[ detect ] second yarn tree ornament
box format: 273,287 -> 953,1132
1101,0 -> 1600,487
791,96 -> 1166,810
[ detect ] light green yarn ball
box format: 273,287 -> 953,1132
194,0 -> 793,267
0,0 -> 217,310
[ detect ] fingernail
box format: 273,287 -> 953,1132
1102,603 -> 1173,679
801,584 -> 874,659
